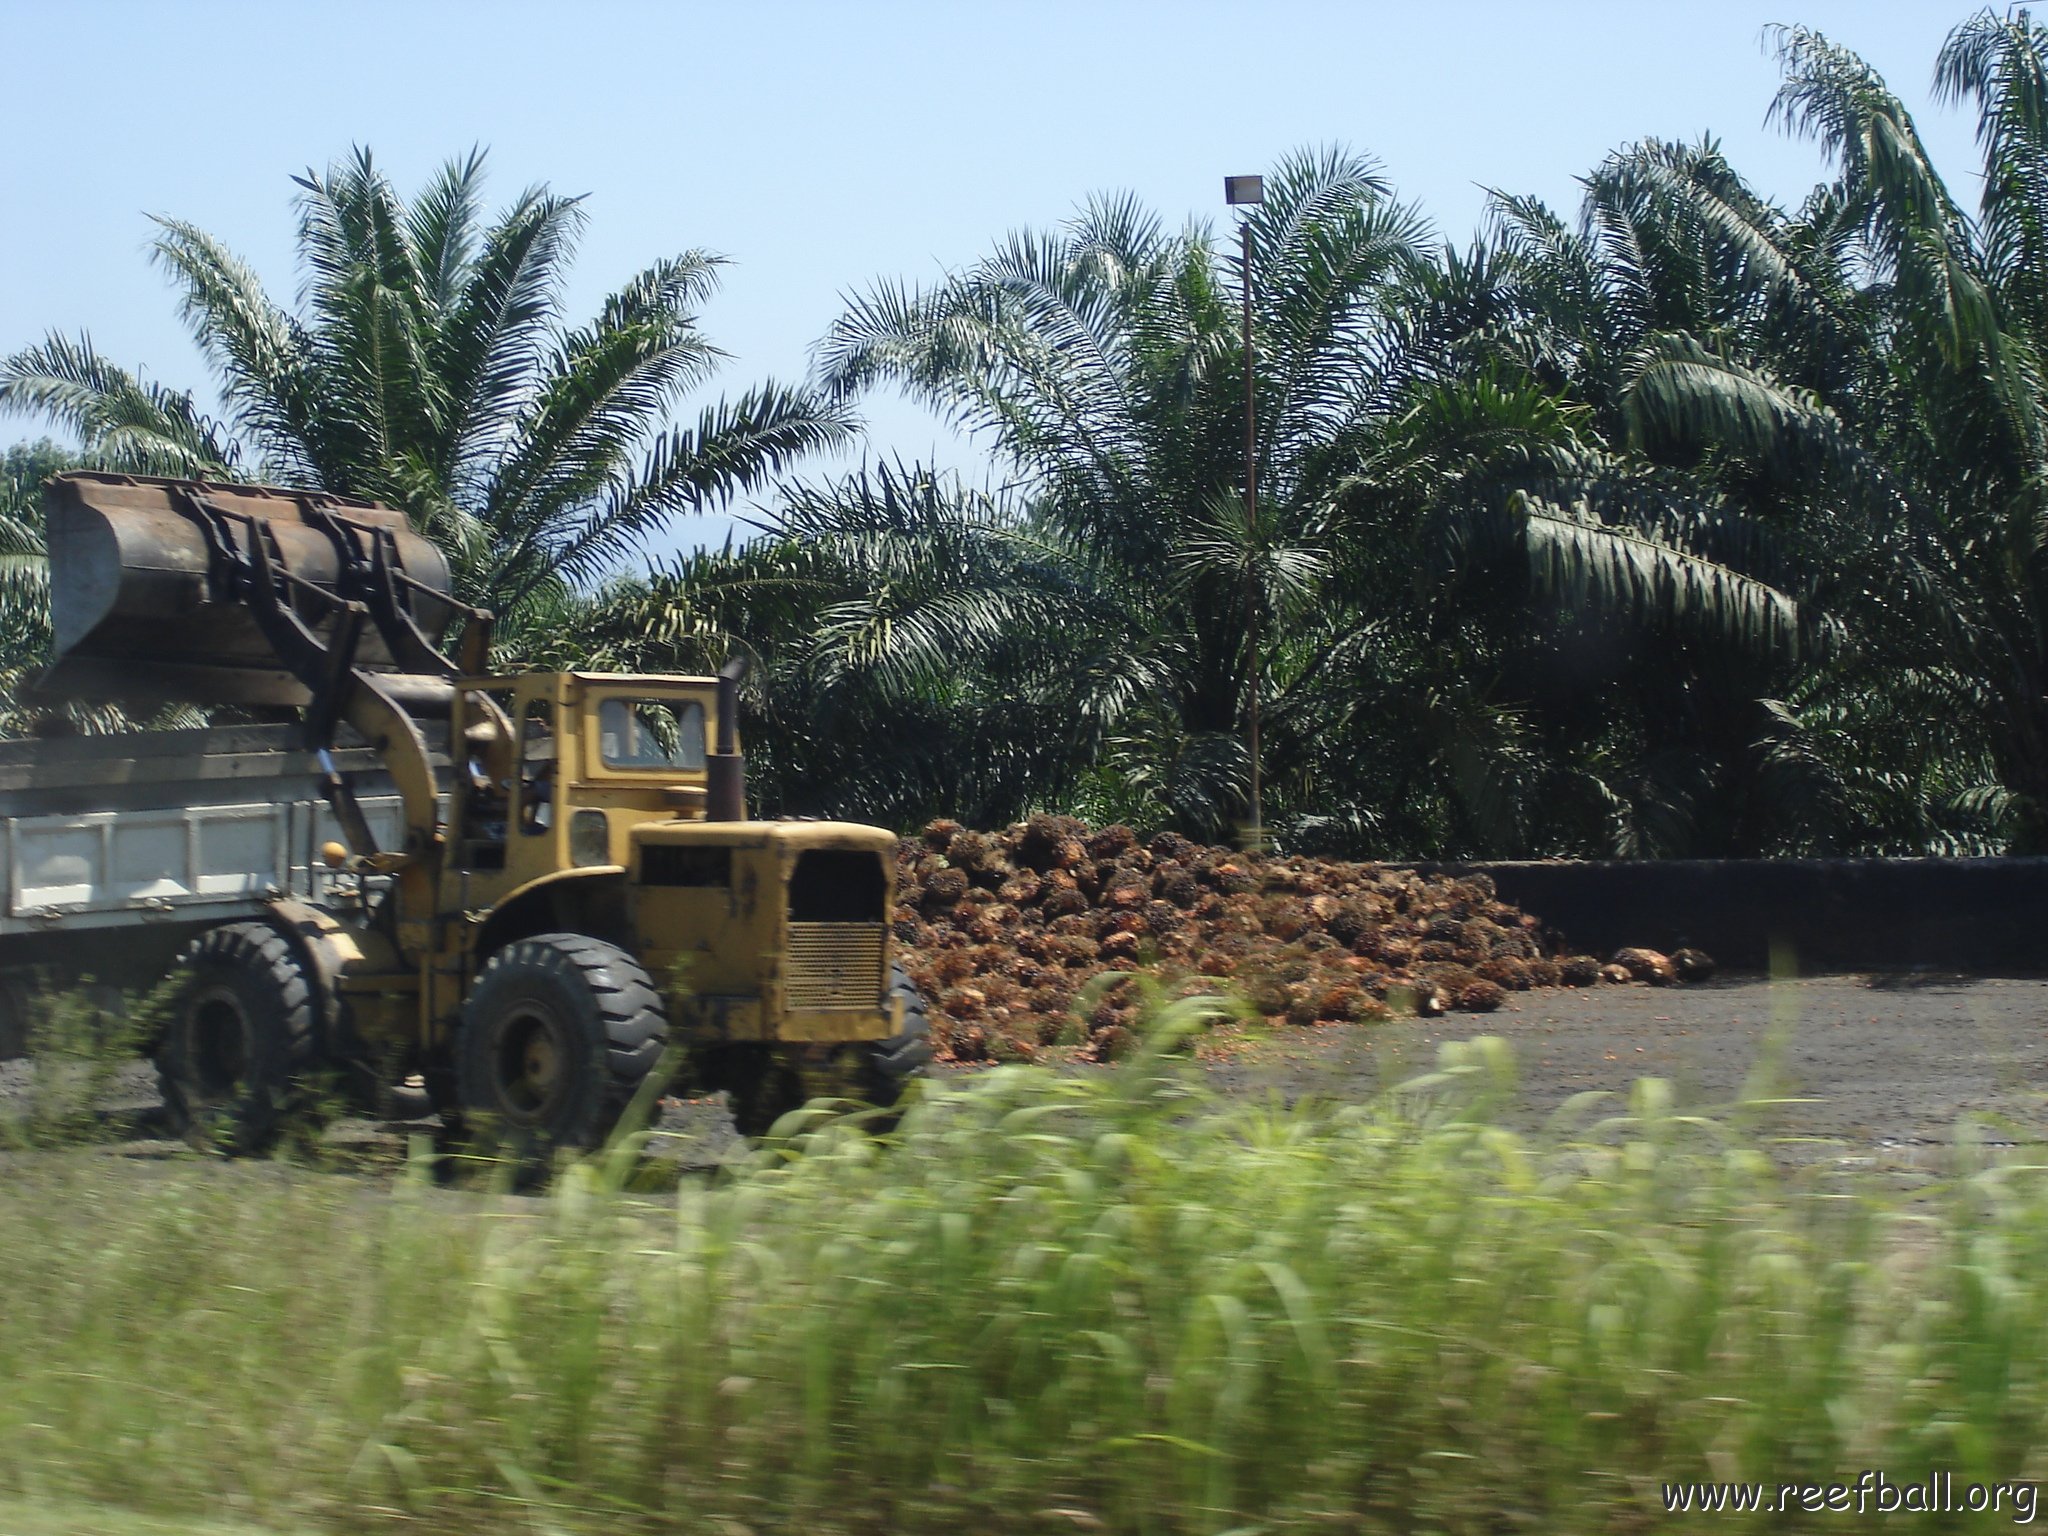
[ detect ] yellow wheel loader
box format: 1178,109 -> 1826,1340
0,472 -> 927,1156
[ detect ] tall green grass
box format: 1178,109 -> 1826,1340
2,1013 -> 2046,1533
0,985 -> 151,1149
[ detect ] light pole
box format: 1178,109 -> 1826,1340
1224,173 -> 1265,851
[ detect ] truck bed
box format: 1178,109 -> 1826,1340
0,725 -> 404,941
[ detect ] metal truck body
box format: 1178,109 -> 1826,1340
0,727 -> 401,947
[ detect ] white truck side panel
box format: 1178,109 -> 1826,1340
1,795 -> 405,936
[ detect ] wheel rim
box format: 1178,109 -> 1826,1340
493,1005 -> 567,1124
186,986 -> 250,1102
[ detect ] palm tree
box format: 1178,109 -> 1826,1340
1591,15 -> 2048,850
0,148 -> 852,639
1348,142 -> 1830,855
1336,103 -> 2044,857
817,147 -> 1434,837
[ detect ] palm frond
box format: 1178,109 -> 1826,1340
1509,487 -> 1800,655
482,254 -> 729,547
1769,24 -> 1997,365
1622,332 -> 1876,486
404,145 -> 491,313
148,217 -> 319,482
0,332 -> 240,475
490,382 -> 853,610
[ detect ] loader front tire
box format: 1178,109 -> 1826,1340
158,921 -> 320,1154
455,934 -> 668,1169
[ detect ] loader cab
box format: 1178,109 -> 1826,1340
447,672 -> 725,894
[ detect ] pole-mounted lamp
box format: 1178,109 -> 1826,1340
1224,174 -> 1265,851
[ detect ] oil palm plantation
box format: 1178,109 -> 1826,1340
1531,13 -> 2048,852
814,144 -> 1844,851
567,13 -> 2048,854
1788,9 -> 2048,850
5,26 -> 2041,857
816,147 -> 1434,836
1337,139 -> 1840,855
0,148 -> 851,640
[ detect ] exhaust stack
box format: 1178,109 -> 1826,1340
706,655 -> 749,822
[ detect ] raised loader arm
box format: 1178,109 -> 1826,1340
39,472 -> 504,942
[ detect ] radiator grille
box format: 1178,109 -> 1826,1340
785,922 -> 886,1010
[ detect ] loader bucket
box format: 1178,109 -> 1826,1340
38,472 -> 459,709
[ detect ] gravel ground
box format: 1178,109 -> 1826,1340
0,1058 -> 746,1172
4,974 -> 2044,1177
1204,972 -> 2048,1173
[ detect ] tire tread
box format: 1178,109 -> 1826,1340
157,919 -> 321,1154
455,933 -> 669,1160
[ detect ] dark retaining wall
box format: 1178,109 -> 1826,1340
1418,858 -> 2048,973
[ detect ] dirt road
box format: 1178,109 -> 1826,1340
1207,973 -> 2048,1168
4,975 -> 2043,1171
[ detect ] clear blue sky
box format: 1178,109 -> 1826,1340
1,1 -> 1976,554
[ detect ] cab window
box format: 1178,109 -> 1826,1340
519,698 -> 556,835
598,697 -> 707,771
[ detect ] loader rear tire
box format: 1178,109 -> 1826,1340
455,934 -> 668,1170
722,964 -> 931,1138
868,962 -> 935,1099
158,922 -> 320,1154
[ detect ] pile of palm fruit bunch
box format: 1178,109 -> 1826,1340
892,816 -> 1712,1063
